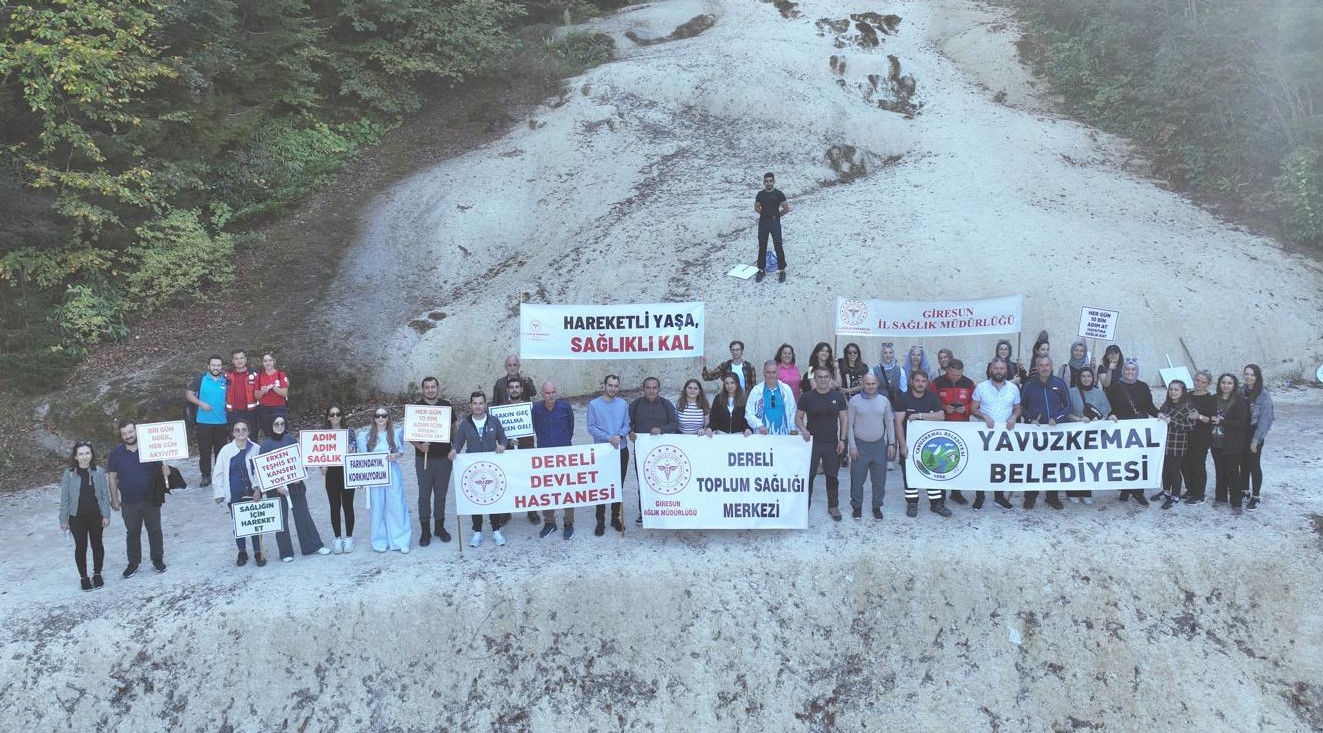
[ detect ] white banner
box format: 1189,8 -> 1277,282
299,429 -> 348,467
835,295 -> 1022,337
489,402 -> 534,439
137,420 -> 190,462
344,452 -> 391,488
634,434 -> 811,529
903,419 -> 1168,491
251,444 -> 306,491
232,498 -> 285,538
1078,306 -> 1120,341
453,444 -> 622,515
403,404 -> 452,443
520,302 -> 705,360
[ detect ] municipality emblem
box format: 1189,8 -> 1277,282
913,429 -> 967,481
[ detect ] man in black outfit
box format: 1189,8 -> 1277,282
753,172 -> 790,283
796,368 -> 849,520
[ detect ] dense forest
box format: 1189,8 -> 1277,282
0,0 -> 618,389
1000,0 -> 1323,244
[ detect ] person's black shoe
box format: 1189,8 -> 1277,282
634,516 -> 642,526
594,520 -> 606,537
80,577 -> 93,592
851,505 -> 862,519
1183,495 -> 1205,505
1118,493 -> 1129,503
255,552 -> 267,567
1133,492 -> 1150,507
419,530 -> 431,547
1246,496 -> 1260,512
948,491 -> 968,505
930,502 -> 953,518
1150,491 -> 1167,502
1161,495 -> 1178,510
437,527 -> 451,543
612,519 -> 626,533
1046,497 -> 1063,510
994,495 -> 1014,510
122,563 -> 139,578
872,507 -> 884,520
972,494 -> 985,511
754,270 -> 766,283
905,503 -> 918,518
1023,496 -> 1037,510
778,270 -> 786,283
236,552 -> 248,567
153,560 -> 167,573
200,477 -> 212,488
92,573 -> 104,589
563,524 -> 574,540
528,510 -> 541,525
539,523 -> 557,539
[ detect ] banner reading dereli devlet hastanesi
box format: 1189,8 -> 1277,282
903,419 -> 1168,492
453,443 -> 622,516
520,302 -> 704,360
634,434 -> 811,529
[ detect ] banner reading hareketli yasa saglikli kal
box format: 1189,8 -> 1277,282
519,302 -> 704,360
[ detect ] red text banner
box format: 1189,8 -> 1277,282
453,443 -> 622,515
299,429 -> 348,467
520,302 -> 705,360
835,295 -> 1022,337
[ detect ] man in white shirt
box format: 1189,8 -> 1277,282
970,358 -> 1022,511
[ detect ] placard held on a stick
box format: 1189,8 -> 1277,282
403,404 -> 452,443
232,498 -> 285,538
1078,306 -> 1120,341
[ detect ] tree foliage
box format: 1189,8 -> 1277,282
1003,0 -> 1323,246
0,0 -> 530,382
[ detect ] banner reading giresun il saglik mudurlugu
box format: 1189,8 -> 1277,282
903,419 -> 1168,491
835,295 -> 1022,337
520,302 -> 704,359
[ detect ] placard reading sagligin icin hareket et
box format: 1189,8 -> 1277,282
232,498 -> 285,538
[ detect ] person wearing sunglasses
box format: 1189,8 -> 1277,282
212,420 -> 265,567
363,408 -> 411,553
746,360 -> 796,436
321,405 -> 359,553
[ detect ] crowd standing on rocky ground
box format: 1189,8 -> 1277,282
57,331 -> 1274,593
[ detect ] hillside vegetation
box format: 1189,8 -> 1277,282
0,0 -> 618,390
999,0 -> 1323,245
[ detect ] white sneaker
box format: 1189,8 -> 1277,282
399,546 -> 410,554
1082,497 -> 1094,505
282,556 -> 293,563
343,537 -> 354,553
316,546 -> 331,555
492,530 -> 507,546
469,532 -> 483,548
331,538 -> 343,554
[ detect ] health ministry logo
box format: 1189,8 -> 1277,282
642,445 -> 691,495
460,461 -> 507,505
912,429 -> 967,481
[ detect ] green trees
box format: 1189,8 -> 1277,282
1004,0 -> 1323,246
0,0 -> 527,384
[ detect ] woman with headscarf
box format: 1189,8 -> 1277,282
1059,340 -> 1092,387
1209,373 -> 1250,513
872,343 -> 906,407
1181,371 -> 1216,505
1239,364 -> 1274,512
1106,358 -> 1158,505
987,339 -> 1025,384
260,415 -> 331,561
901,346 -> 930,390
1156,380 -> 1197,509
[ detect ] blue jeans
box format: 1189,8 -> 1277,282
229,481 -> 262,553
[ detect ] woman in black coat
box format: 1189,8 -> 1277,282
1107,359 -> 1159,505
1209,373 -> 1251,512
706,374 -> 751,435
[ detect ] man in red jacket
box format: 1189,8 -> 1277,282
225,349 -> 260,437
931,358 -> 976,506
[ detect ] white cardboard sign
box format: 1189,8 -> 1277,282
137,420 -> 190,462
1078,306 -> 1120,341
299,429 -> 348,467
489,402 -> 534,440
403,404 -> 452,443
251,444 -> 306,491
344,452 -> 391,488
232,498 -> 285,538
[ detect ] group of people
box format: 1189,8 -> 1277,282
56,336 -> 1275,592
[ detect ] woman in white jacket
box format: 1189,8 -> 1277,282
212,420 -> 265,567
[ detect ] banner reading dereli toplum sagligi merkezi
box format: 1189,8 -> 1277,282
453,443 -> 622,515
903,419 -> 1168,491
634,434 -> 811,529
519,302 -> 704,359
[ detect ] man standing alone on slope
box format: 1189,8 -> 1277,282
754,172 -> 790,283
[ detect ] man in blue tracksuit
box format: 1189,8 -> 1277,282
1019,355 -> 1074,510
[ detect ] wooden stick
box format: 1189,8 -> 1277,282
456,513 -> 463,555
